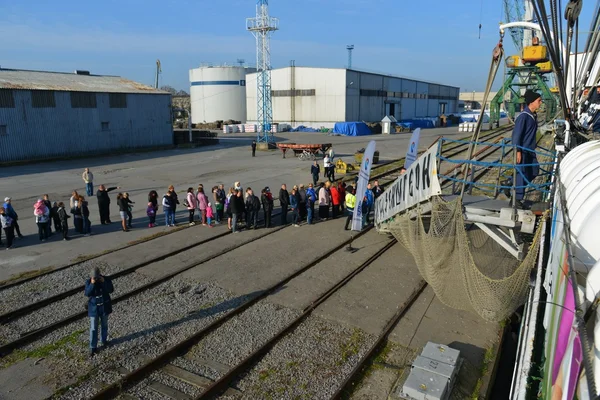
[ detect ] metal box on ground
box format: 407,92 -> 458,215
398,342 -> 461,400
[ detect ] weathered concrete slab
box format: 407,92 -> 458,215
179,218 -> 354,295
0,358 -> 54,400
267,230 -> 393,311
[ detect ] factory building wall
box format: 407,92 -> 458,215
247,67 -> 346,126
0,89 -> 172,162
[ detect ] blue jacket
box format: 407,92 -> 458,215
365,189 -> 374,207
290,194 -> 298,209
311,164 -> 320,176
85,276 -> 114,317
306,188 -> 317,204
2,202 -> 17,219
512,106 -> 538,152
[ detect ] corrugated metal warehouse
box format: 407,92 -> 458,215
0,69 -> 172,163
246,67 -> 460,128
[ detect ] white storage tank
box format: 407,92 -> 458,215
189,65 -> 254,124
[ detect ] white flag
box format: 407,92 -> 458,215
404,128 -> 421,169
352,140 -> 376,231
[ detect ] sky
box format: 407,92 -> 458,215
0,0 -> 596,92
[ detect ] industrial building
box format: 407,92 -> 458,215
0,68 -> 172,163
246,67 -> 460,128
189,65 -> 255,124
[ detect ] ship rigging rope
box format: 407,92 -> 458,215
459,37 -> 505,200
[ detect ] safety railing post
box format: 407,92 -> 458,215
494,139 -> 507,198
511,144 -> 517,209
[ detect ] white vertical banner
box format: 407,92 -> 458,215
352,140 -> 377,231
404,128 -> 421,169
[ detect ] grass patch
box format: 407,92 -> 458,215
0,266 -> 55,286
2,330 -> 85,369
470,344 -> 496,400
70,250 -> 112,264
338,328 -> 364,365
259,368 -> 276,381
51,367 -> 97,398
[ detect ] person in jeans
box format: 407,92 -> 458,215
290,188 -> 300,227
162,191 -> 175,227
82,168 -> 94,196
206,202 -> 214,227
186,187 -> 197,226
215,184 -> 226,223
123,193 -> 134,229
117,193 -> 129,232
33,199 -> 50,242
306,184 -> 317,225
57,202 -> 70,240
85,267 -> 114,357
0,206 -> 15,249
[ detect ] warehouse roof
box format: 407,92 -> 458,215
0,68 -> 169,94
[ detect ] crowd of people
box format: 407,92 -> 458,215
0,160 -> 388,250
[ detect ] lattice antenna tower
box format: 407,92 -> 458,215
247,0 -> 279,144
347,45 -> 354,69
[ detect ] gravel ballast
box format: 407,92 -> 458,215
233,314 -> 377,400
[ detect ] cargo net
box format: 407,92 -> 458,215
379,196 -> 542,322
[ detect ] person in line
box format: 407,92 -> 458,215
290,188 -> 300,227
123,193 -> 134,229
234,182 -> 244,224
57,202 -> 70,241
82,168 -> 94,197
206,202 -> 214,227
146,201 -> 157,228
512,90 -> 542,207
217,184 -> 226,224
33,199 -> 50,242
85,267 -> 114,357
327,148 -> 336,181
162,190 -> 175,227
372,180 -> 383,199
71,196 -> 83,234
306,183 -> 317,225
196,185 -> 209,226
117,193 -> 130,232
3,197 -> 24,239
225,187 -> 234,231
338,182 -> 347,214
168,185 -> 180,225
0,206 -> 15,249
230,189 -> 244,233
318,181 -> 332,220
344,186 -> 356,231
279,184 -> 290,226
261,187 -> 274,228
186,187 -> 197,226
42,194 -> 53,236
70,190 -> 79,210
212,186 -> 222,225
245,188 -> 260,229
97,185 -> 119,225
80,196 -> 92,236
364,183 -> 375,224
298,184 -> 307,221
251,140 -> 257,157
330,182 -> 341,219
51,202 -> 61,234
311,161 -> 320,187
148,190 -> 158,227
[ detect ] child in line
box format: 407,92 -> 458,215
206,203 -> 214,227
146,202 -> 156,227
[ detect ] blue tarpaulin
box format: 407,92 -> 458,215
331,122 -> 372,136
291,125 -> 320,132
398,119 -> 436,129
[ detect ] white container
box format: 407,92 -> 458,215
190,66 -> 255,124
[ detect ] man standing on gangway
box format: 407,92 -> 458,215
512,90 -> 542,208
